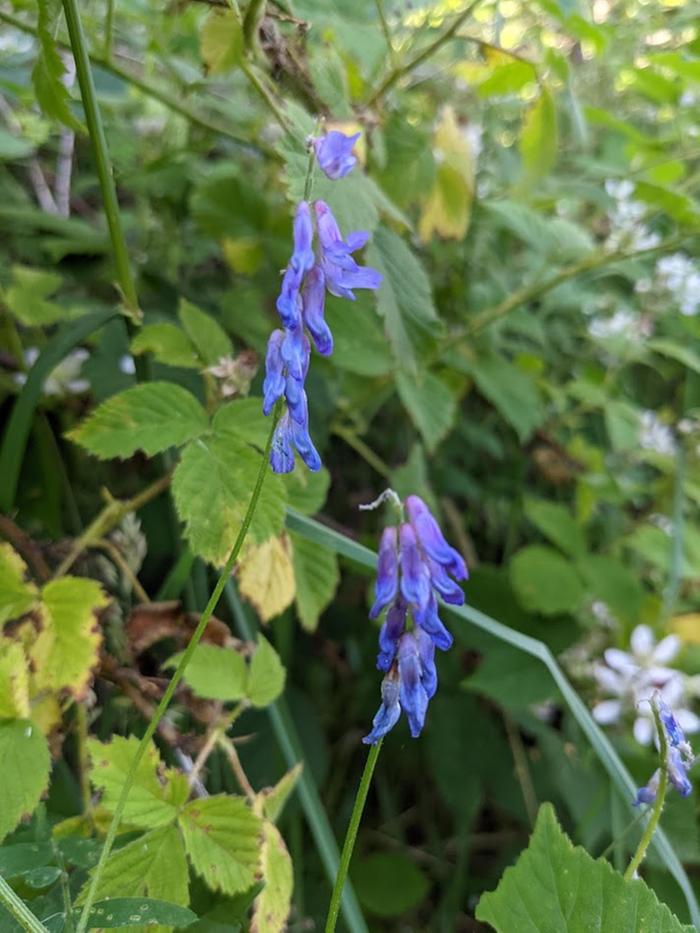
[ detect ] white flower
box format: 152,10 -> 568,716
639,410 -> 676,456
14,347 -> 90,397
588,308 -> 648,342
591,624 -> 700,746
603,178 -> 660,253
655,253 -> 700,317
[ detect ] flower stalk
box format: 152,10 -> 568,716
625,701 -> 669,880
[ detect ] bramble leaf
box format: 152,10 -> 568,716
510,546 -> 584,616
31,577 -> 107,699
167,643 -> 248,703
520,86 -> 558,183
250,821 -> 293,933
0,543 -> 38,625
178,298 -> 232,367
290,532 -> 339,632
396,370 -> 457,452
88,735 -> 180,830
0,720 -> 51,842
258,763 -> 303,823
179,796 -> 262,895
68,383 -> 209,459
130,323 -> 200,369
476,803 -> 692,932
200,10 -> 244,75
238,535 -> 296,623
172,434 -> 286,566
247,636 -> 285,708
0,640 -> 30,719
2,265 -> 64,326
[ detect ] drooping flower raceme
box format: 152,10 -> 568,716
635,695 -> 695,805
312,130 -> 360,180
262,134 -> 381,474
363,495 -> 468,744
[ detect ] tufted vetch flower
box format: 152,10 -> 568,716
363,493 -> 468,744
635,694 -> 696,806
313,130 -> 360,180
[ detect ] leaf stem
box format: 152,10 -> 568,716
241,60 -> 294,136
624,702 -> 669,880
61,0 -> 139,318
75,411 -> 279,933
0,875 -> 48,933
324,740 -> 383,933
366,0 -> 483,106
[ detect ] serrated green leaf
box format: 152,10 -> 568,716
523,498 -> 586,559
0,543 -> 38,625
179,796 -> 262,895
88,735 -> 179,830
79,825 -> 189,913
81,898 -> 197,929
213,399 -> 271,449
247,636 -> 285,708
520,86 -> 558,182
648,338 -> 700,375
68,382 -> 209,459
366,226 -> 440,370
250,821 -> 293,933
477,59 -> 537,97
464,354 -> 545,442
238,535 -> 296,623
476,803 -> 693,932
167,643 -> 248,702
259,763 -> 303,823
325,293 -> 393,377
510,545 -> 584,616
283,465 -> 330,516
0,640 -> 30,718
130,323 -> 200,369
290,531 -> 340,632
3,265 -> 64,326
0,720 -> 50,842
32,1 -> 83,132
31,577 -> 107,699
200,10 -> 243,74
396,370 -> 457,452
418,107 -> 475,242
178,298 -> 232,367
172,434 -> 286,566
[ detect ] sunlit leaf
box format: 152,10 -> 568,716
238,535 -> 296,623
250,821 -> 293,933
247,636 -> 285,708
0,544 -> 38,625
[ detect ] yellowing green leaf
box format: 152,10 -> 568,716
0,640 -> 30,719
178,298 -> 233,367
520,86 -> 558,183
68,382 -> 209,460
290,532 -> 339,632
88,735 -> 180,830
200,10 -> 244,75
247,636 -> 285,708
3,265 -> 63,327
172,434 -> 286,566
418,107 -> 475,242
79,824 -> 189,912
31,577 -> 107,699
0,720 -> 51,842
179,796 -> 262,895
0,543 -> 38,625
251,821 -> 293,933
167,643 -> 248,702
238,535 -> 296,623
130,323 -> 200,369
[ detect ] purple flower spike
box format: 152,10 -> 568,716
427,557 -> 465,606
270,414 -> 296,474
398,634 -> 429,738
370,527 -> 399,620
377,599 -> 406,672
363,671 -> 401,745
414,593 -> 453,652
280,325 -> 310,384
405,495 -> 468,580
290,417 -> 322,472
302,265 -> 333,356
399,523 -> 432,612
291,201 -> 315,274
314,130 -> 361,180
262,330 -> 285,416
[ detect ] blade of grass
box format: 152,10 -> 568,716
285,508 -> 700,927
0,308 -> 118,514
224,582 -> 369,933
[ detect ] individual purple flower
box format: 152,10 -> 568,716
275,201 -> 315,328
301,265 -> 332,356
262,330 -> 285,416
314,201 -> 382,301
635,693 -> 695,805
270,411 -> 321,474
313,130 -> 360,180
363,670 -> 401,745
363,491 -> 468,743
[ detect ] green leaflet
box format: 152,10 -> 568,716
476,804 -> 693,932
0,721 -> 51,842
290,531 -> 340,632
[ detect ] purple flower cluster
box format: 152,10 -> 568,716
263,132 -> 381,473
364,495 -> 469,744
635,697 -> 695,804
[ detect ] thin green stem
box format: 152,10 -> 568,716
103,0 -> 114,61
366,0 -> 483,106
75,412 -> 279,933
241,61 -> 294,136
624,703 -> 669,880
0,875 -> 48,933
373,0 -> 398,67
62,0 -> 139,318
325,741 -> 383,933
242,0 -> 266,51
663,443 -> 685,620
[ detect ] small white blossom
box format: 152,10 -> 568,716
591,624 -> 700,746
639,410 -> 676,456
15,347 -> 90,397
655,253 -> 700,317
588,307 -> 650,342
604,179 -> 660,253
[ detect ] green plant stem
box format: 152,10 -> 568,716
242,0 -> 266,50
224,583 -> 368,933
624,703 -> 669,880
61,0 -> 139,319
0,875 -> 48,933
373,0 -> 398,67
325,741 -> 383,933
366,0 -> 483,106
103,0 -> 114,60
75,413 -> 279,933
0,11 -> 267,156
332,426 -> 392,479
241,61 -> 294,136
